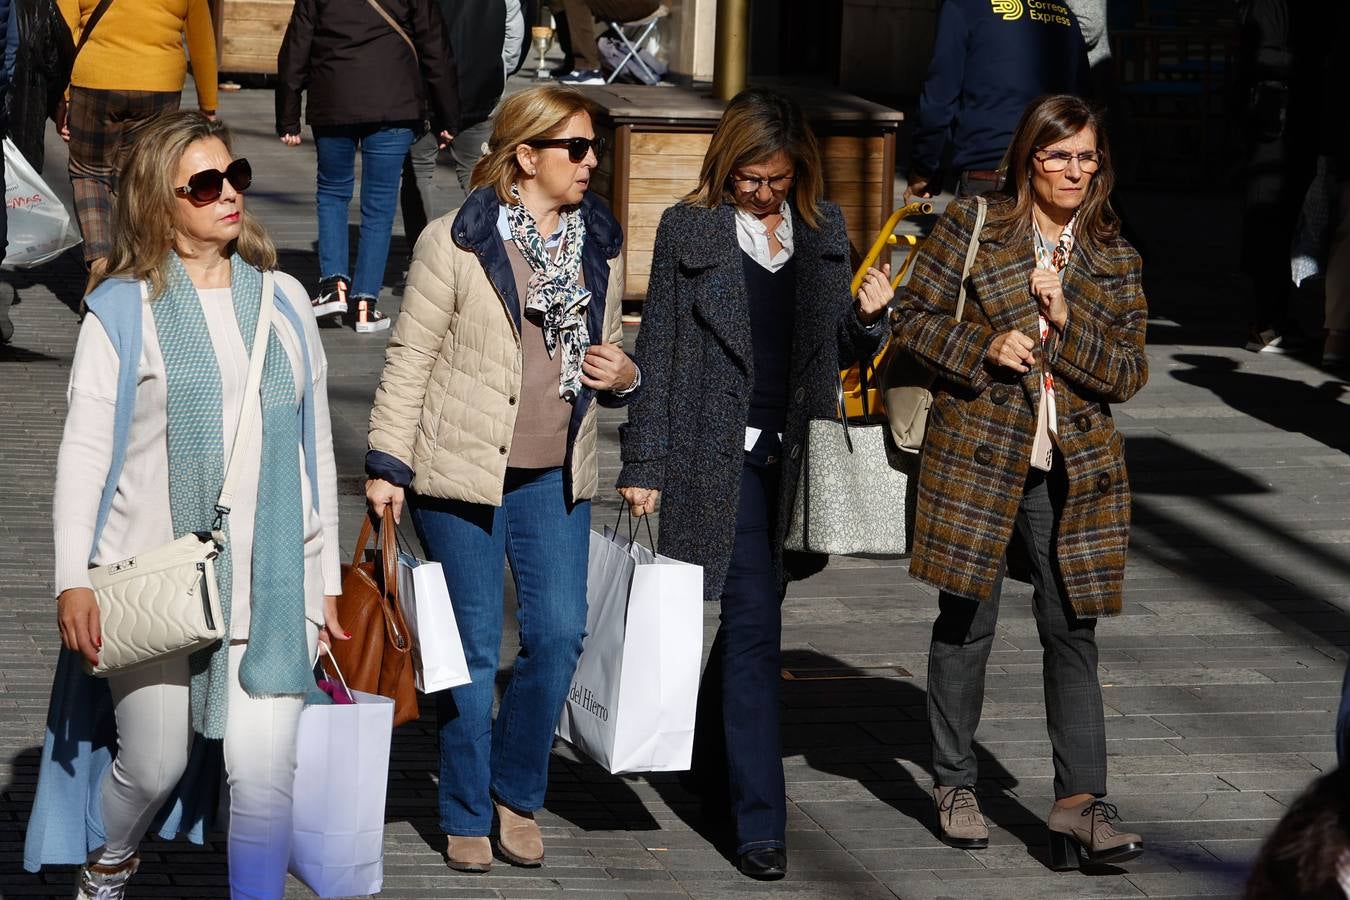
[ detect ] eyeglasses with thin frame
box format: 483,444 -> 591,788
1032,149 -> 1102,173
524,136 -> 607,163
174,158 -> 252,204
730,173 -> 795,194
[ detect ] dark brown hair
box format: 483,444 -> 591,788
683,87 -> 824,229
985,94 -> 1119,252
1244,767 -> 1350,899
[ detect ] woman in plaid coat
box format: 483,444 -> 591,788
893,94 -> 1148,871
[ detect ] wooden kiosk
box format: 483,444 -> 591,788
577,84 -> 904,303
211,0 -> 293,74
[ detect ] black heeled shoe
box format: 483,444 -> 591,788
737,847 -> 787,880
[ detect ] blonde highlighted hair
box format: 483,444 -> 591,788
99,111 -> 276,298
684,87 -> 824,230
471,84 -> 601,204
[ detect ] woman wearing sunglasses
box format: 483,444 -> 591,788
365,84 -> 635,873
276,0 -> 458,333
28,111 -> 343,900
615,87 -> 893,880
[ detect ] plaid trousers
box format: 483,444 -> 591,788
926,457 -> 1109,799
67,87 -> 181,262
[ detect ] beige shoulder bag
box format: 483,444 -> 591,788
87,272 -> 276,677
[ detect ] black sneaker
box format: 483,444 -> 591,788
311,276 -> 349,320
559,68 -> 606,85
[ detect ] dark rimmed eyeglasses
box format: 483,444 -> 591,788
730,173 -> 795,194
1032,149 -> 1102,173
524,136 -> 607,163
174,158 -> 252,204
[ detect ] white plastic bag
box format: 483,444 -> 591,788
396,551 -> 471,693
288,660 -> 394,898
556,526 -> 703,773
3,138 -> 80,269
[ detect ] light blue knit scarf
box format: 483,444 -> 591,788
152,254 -> 318,738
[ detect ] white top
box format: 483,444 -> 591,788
53,272 -> 342,637
736,200 -> 795,273
738,201 -> 795,450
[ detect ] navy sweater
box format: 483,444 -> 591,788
910,0 -> 1090,183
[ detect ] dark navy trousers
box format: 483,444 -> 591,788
690,436 -> 786,855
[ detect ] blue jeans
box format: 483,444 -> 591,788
690,435 -> 787,855
313,123 -> 417,302
410,467 -> 590,835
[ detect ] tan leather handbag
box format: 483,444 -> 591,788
324,507 -> 419,727
88,273 -> 275,676
884,196 -> 987,453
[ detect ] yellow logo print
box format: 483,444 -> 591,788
992,0 -> 1023,19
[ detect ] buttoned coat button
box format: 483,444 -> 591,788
973,445 -> 994,466
1075,413 -> 1091,432
508,396 -> 517,405
793,387 -> 806,403
499,446 -> 508,455
990,385 -> 1011,405
1096,472 -> 1111,493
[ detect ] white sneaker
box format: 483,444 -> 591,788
74,855 -> 139,900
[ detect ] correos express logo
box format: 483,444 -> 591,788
991,0 -> 1023,20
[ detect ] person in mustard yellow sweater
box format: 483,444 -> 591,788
57,0 -> 218,289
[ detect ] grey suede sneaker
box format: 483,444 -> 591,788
73,855 -> 139,900
933,784 -> 989,849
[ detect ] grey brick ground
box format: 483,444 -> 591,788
2,78 -> 1348,899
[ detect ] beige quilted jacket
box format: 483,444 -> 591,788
368,197 -> 627,506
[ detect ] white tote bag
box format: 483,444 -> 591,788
3,138 -> 81,269
396,551 -> 471,693
556,525 -> 703,774
288,654 -> 395,898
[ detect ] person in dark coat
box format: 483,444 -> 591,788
616,87 -> 893,881
893,94 -> 1147,870
5,0 -> 72,173
275,0 -> 458,332
902,0 -> 1089,202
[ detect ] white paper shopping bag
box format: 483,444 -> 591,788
3,138 -> 81,269
288,680 -> 394,898
396,551 -> 471,693
556,528 -> 703,773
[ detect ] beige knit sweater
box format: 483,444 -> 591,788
53,272 -> 342,637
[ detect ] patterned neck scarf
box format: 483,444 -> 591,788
505,185 -> 590,400
1028,214 -> 1076,472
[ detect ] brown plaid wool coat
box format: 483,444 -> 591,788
893,196 -> 1148,618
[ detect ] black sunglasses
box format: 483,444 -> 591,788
524,136 -> 606,163
174,158 -> 252,204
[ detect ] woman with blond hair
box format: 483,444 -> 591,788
616,86 -> 894,879
365,83 -> 636,873
894,93 -> 1146,869
24,110 -> 343,900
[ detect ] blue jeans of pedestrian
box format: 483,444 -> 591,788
313,123 -> 417,303
410,467 -> 590,836
690,436 -> 786,855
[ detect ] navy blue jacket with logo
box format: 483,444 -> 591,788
909,0 -> 1090,185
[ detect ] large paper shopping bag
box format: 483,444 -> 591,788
556,529 -> 703,774
288,682 -> 394,898
3,138 -> 81,269
396,551 -> 471,693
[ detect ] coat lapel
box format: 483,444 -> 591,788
968,232 -> 1043,404
689,204 -> 753,372
790,210 -> 850,378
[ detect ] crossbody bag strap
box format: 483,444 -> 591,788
73,0 -> 117,61
364,0 -> 418,62
215,271 -> 275,523
952,195 -> 987,323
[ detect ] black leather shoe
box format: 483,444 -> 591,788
737,847 -> 787,880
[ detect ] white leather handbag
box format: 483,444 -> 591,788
87,273 -> 275,677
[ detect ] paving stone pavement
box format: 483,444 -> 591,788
2,82 -> 1349,900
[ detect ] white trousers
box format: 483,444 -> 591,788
97,626 -> 318,900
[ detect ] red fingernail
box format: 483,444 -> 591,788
345,632 -> 352,638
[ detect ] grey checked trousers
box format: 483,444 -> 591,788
926,460 -> 1108,800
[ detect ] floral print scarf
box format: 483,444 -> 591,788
1029,213 -> 1076,472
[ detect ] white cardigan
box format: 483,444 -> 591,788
53,272 -> 342,637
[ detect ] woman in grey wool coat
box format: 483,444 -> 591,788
615,87 -> 893,881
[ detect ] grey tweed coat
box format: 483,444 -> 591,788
617,200 -> 887,602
